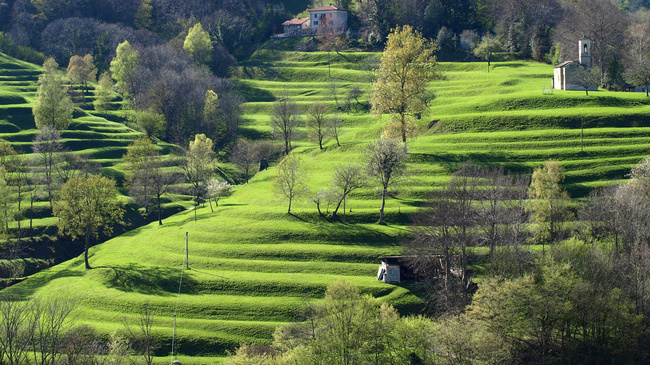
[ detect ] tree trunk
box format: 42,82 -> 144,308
157,195 -> 162,226
84,228 -> 91,270
378,188 -> 387,225
330,197 -> 344,219
400,113 -> 407,143
287,196 -> 292,214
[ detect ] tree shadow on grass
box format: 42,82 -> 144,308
95,263 -> 197,296
4,264 -> 85,299
409,152 -> 531,175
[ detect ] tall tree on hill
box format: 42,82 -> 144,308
134,109 -> 166,140
110,41 -> 140,105
53,175 -> 124,270
93,72 -> 114,117
124,137 -> 178,225
271,95 -> 301,155
273,154 -> 309,215
306,102 -> 330,150
371,25 -> 437,144
575,67 -> 599,96
66,54 -> 97,99
33,58 -> 74,131
32,126 -> 63,210
366,138 -> 408,225
329,164 -> 366,221
184,23 -> 213,66
230,139 -> 258,183
526,160 -> 571,245
183,134 -> 216,221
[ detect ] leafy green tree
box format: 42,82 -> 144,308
33,58 -> 74,131
110,41 -> 140,102
371,25 -> 437,143
53,175 -> 124,270
134,109 -> 166,140
272,154 -> 309,215
183,134 -> 216,221
203,90 -> 227,148
66,54 -> 97,98
366,138 -> 408,225
93,72 -> 113,116
183,23 -> 213,65
473,34 -> 504,72
134,0 -> 154,30
526,160 -> 571,244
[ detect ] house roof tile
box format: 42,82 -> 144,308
282,18 -> 309,26
309,5 -> 347,11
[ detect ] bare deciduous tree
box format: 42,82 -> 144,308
327,114 -> 343,148
365,138 -> 408,225
28,297 -> 76,365
270,95 -> 301,155
307,102 -> 330,150
0,296 -> 30,365
272,155 -> 309,215
329,164 -> 366,221
32,126 -> 63,209
231,139 -> 258,183
123,303 -> 157,365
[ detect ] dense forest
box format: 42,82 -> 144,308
3,0 -> 650,143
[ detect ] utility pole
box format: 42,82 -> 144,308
581,118 -> 584,153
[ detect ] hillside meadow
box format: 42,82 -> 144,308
3,42 -> 650,362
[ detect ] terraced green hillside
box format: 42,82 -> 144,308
5,43 -> 650,363
0,52 -> 186,272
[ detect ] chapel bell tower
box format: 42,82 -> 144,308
579,36 -> 592,68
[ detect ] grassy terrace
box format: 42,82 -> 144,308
3,42 -> 650,362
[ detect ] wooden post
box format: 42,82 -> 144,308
185,231 -> 189,270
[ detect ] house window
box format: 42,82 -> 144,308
584,44 -> 588,53
314,21 -> 318,25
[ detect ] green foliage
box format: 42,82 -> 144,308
110,41 -> 140,99
184,23 -> 213,65
32,58 -> 74,130
0,32 -> 46,65
371,25 -> 437,143
134,0 -> 154,30
53,174 -> 124,269
134,109 -> 166,139
66,54 -> 97,96
473,34 -> 504,61
526,160 -> 571,243
93,72 -> 114,115
204,90 -> 227,148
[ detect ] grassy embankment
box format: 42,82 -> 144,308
0,52 -> 189,276
4,44 -> 650,362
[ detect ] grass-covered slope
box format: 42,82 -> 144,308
6,42 -> 650,362
0,52 -> 187,272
